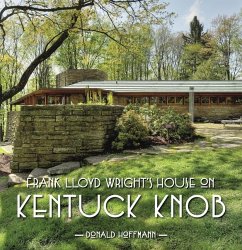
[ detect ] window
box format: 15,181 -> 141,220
210,97 -> 218,104
159,96 -> 167,105
141,97 -> 149,104
47,96 -> 55,105
134,97 -> 141,104
150,97 -> 158,104
201,97 -> 209,104
225,96 -> 242,104
176,96 -> 184,105
168,96 -> 175,104
184,97 -> 189,104
219,97 -> 226,104
47,96 -> 64,105
55,96 -> 64,105
234,96 -> 242,104
134,97 -> 150,104
36,96 -> 45,105
126,97 -> 133,104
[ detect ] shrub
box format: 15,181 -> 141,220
124,104 -> 195,143
112,110 -> 149,151
154,108 -> 195,142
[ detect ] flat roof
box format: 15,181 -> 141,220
11,80 -> 242,105
63,80 -> 242,93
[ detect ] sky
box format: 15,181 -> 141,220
166,0 -> 242,32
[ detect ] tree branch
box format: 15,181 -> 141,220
1,14 -> 78,103
0,1 -> 94,22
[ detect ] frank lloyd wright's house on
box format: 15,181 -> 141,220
12,69 -> 242,122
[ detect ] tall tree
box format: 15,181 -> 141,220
180,16 -> 214,79
212,14 -> 241,80
151,25 -> 183,80
183,16 -> 205,44
100,23 -> 153,80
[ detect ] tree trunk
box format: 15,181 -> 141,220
0,14 -> 78,106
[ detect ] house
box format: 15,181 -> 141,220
11,70 -> 242,121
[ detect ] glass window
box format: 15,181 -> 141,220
184,97 -> 189,104
159,96 -> 166,105
134,97 -> 141,104
234,96 -> 242,104
56,96 -> 64,105
126,97 -> 133,104
219,97 -> 226,104
210,97 -> 218,104
36,96 -> 45,105
176,96 -> 184,105
140,97 -> 149,104
150,97 -> 158,104
168,96 -> 175,104
47,96 -> 64,105
201,96 -> 209,104
47,96 -> 55,105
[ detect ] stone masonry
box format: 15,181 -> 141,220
11,105 -> 123,172
5,111 -> 20,142
56,69 -> 107,87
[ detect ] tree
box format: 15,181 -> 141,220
55,30 -> 108,70
100,22 -> 153,80
0,0 -> 167,105
212,14 -> 241,80
180,16 -> 215,79
183,16 -> 205,44
151,25 -> 183,80
191,56 -> 226,80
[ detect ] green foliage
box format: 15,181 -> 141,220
125,104 -> 195,142
212,14 -> 241,80
107,92 -> 113,105
180,16 -> 220,80
192,57 -> 226,80
99,23 -> 154,80
112,110 -> 149,150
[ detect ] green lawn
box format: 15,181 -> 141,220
0,148 -> 242,250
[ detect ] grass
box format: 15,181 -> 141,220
0,147 -> 242,250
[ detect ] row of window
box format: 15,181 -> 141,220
35,95 -> 242,105
36,96 -> 70,105
127,96 -> 242,105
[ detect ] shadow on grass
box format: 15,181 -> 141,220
1,148 -> 242,249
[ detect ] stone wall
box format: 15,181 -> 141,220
56,69 -> 108,87
194,105 -> 242,121
161,104 -> 242,120
5,111 -> 20,142
11,105 -> 123,172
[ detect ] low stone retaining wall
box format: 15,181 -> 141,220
11,105 -> 123,172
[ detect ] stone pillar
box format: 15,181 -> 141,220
189,87 -> 194,123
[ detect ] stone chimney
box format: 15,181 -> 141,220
56,69 -> 108,87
